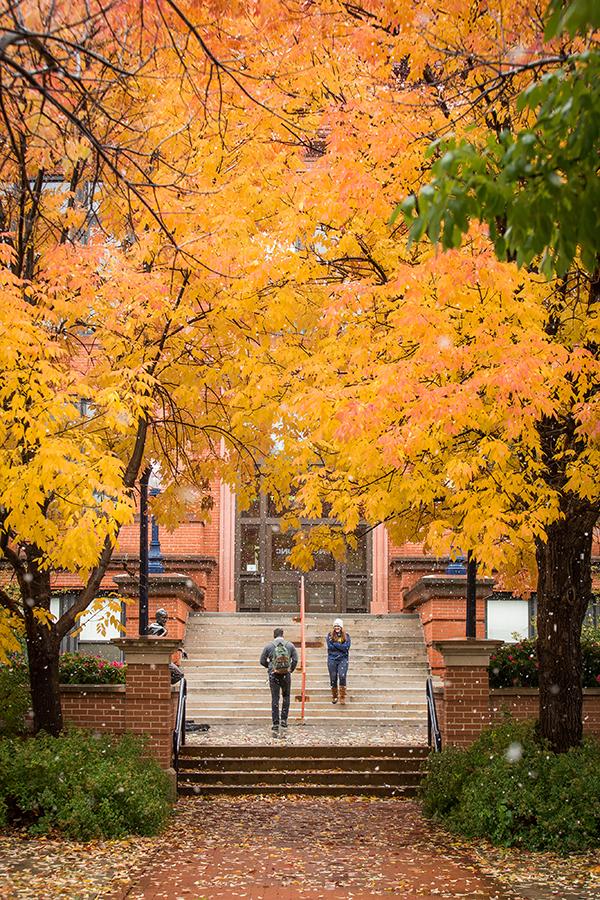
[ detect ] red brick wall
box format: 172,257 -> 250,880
387,541 -> 433,613
442,665 -> 492,747
422,598 -> 486,674
490,688 -> 600,737
60,680 -> 181,767
60,685 -> 126,733
434,683 -> 600,748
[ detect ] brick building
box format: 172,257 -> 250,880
51,479 -> 600,660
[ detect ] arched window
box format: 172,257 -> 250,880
235,495 -> 371,613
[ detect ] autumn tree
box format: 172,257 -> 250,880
2,0 -> 596,755
398,0 -> 600,751
212,0 -> 599,753
0,0 -> 319,734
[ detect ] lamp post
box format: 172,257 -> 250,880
148,481 -> 164,574
139,467 -> 151,636
466,549 -> 477,638
446,550 -> 478,638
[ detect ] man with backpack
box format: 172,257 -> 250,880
259,627 -> 299,737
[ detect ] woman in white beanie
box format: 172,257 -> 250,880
326,618 -> 351,705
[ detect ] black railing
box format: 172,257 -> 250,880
172,676 -> 187,770
426,676 -> 442,752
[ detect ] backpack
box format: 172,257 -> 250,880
271,639 -> 291,674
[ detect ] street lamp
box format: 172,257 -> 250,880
446,549 -> 478,638
149,473 -> 164,574
466,550 -> 477,639
139,467 -> 151,636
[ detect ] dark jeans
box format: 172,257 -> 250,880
269,672 -> 291,725
328,656 -> 349,688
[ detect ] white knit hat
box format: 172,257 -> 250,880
333,618 -> 344,628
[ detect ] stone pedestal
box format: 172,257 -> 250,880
113,637 -> 181,768
404,574 -> 495,674
434,638 -> 502,748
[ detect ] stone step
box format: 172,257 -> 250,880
185,628 -> 422,636
187,702 -> 427,713
183,713 -> 427,724
178,783 -> 418,797
184,684 -> 427,692
188,613 -> 421,621
179,770 -> 422,787
182,687 -> 427,698
183,612 -> 429,727
178,757 -> 424,772
183,656 -> 427,673
177,742 -> 426,797
183,679 -> 426,687
184,649 -> 425,657
179,744 -> 429,759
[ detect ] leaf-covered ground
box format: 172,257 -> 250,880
185,723 -> 429,746
1,798 -> 598,899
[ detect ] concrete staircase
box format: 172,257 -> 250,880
182,613 -> 429,727
177,744 -> 428,796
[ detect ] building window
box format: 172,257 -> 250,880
52,591 -> 125,661
235,495 -> 371,613
485,592 -> 534,642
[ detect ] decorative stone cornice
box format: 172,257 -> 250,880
112,636 -> 181,665
433,638 -> 503,667
390,556 -> 452,575
111,554 -> 218,574
0,554 -> 218,573
403,574 -> 495,609
113,572 -> 204,609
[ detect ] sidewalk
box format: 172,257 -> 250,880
111,797 -> 517,899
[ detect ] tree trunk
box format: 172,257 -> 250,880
22,565 -> 63,736
535,502 -> 597,752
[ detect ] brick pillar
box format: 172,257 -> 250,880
404,574 -> 495,675
112,637 -> 181,768
434,639 -> 503,748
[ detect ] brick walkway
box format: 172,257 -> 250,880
114,797 -> 517,899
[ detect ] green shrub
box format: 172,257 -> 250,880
422,720 -> 600,852
489,638 -> 600,688
58,652 -> 126,684
0,659 -> 31,736
0,730 -> 171,839
581,634 -> 600,688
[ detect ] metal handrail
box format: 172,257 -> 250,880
172,676 -> 187,770
426,676 -> 442,752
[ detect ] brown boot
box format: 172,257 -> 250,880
331,686 -> 338,704
339,685 -> 347,705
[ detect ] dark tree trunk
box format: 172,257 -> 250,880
22,566 -> 63,736
535,502 -> 597,752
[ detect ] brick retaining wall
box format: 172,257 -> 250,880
490,687 -> 600,737
59,638 -> 183,770
61,684 -> 126,733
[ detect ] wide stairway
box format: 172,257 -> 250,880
182,612 -> 429,727
177,744 -> 428,796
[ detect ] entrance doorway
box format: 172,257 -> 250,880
235,495 -> 371,613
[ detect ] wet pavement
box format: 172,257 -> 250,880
112,797 -> 519,899
185,722 -> 429,747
